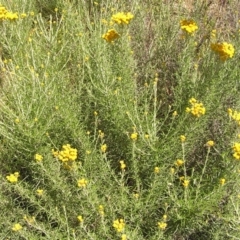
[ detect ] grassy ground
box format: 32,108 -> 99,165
0,0 -> 240,239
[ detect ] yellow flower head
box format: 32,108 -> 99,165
175,159 -> 184,167
102,29 -> 120,42
0,6 -> 8,20
182,179 -> 190,188
228,109 -> 240,125
158,221 -> 167,230
101,144 -> 107,153
12,223 -> 22,231
120,160 -> 126,170
219,178 -> 226,185
170,167 -> 175,174
98,205 -> 104,216
113,219 -> 125,232
211,42 -> 235,61
77,178 -> 88,188
130,132 -> 138,141
186,98 -> 206,117
36,189 -> 44,196
154,167 -> 160,174
34,153 -> 43,162
172,111 -> 178,117
57,144 -> 78,162
232,142 -> 240,160
111,12 -> 134,25
206,140 -> 214,147
77,215 -> 84,223
5,12 -> 18,20
180,135 -> 186,142
6,172 -> 20,183
121,234 -> 127,240
180,19 -> 198,34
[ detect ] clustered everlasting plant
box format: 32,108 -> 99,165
0,0 -> 239,239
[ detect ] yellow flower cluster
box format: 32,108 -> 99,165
77,178 -> 88,188
6,172 -> 20,183
206,140 -> 214,147
158,221 -> 167,230
219,178 -> 226,185
211,42 -> 235,61
34,153 -> 43,162
113,218 -> 125,232
77,215 -> 84,223
228,108 -> 240,125
0,5 -> 18,20
175,159 -> 184,167
232,142 -> 240,160
180,19 -> 198,34
102,12 -> 133,43
98,205 -> 104,216
154,167 -> 160,174
111,12 -> 134,25
180,135 -> 186,142
12,223 -> 22,231
186,98 -> 206,117
102,29 -> 120,43
120,160 -> 126,170
52,144 -> 77,162
130,132 -> 138,141
101,144 -> 107,153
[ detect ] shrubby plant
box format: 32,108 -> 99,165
0,0 -> 240,239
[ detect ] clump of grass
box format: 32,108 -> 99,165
0,0 -> 240,239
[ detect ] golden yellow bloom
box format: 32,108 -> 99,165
175,159 -> 184,167
5,12 -> 18,20
211,42 -> 235,61
120,160 -> 126,170
133,193 -> 139,199
154,167 -> 160,174
77,215 -> 84,223
180,135 -> 186,142
121,234 -> 127,240
111,12 -> 134,25
12,223 -> 22,231
101,144 -> 107,153
98,205 -> 104,216
36,189 -> 44,196
186,98 -> 206,117
158,221 -> 167,230
102,29 -> 120,42
77,178 -> 88,188
182,179 -> 190,188
15,118 -> 20,123
6,172 -> 19,183
130,132 -> 138,141
170,168 -> 175,174
219,178 -> 226,185
98,130 -> 105,138
206,140 -> 214,147
180,19 -> 198,34
172,111 -> 178,117
113,219 -> 125,232
228,108 -> 240,125
58,144 -> 77,162
232,142 -> 240,160
34,153 -> 43,162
